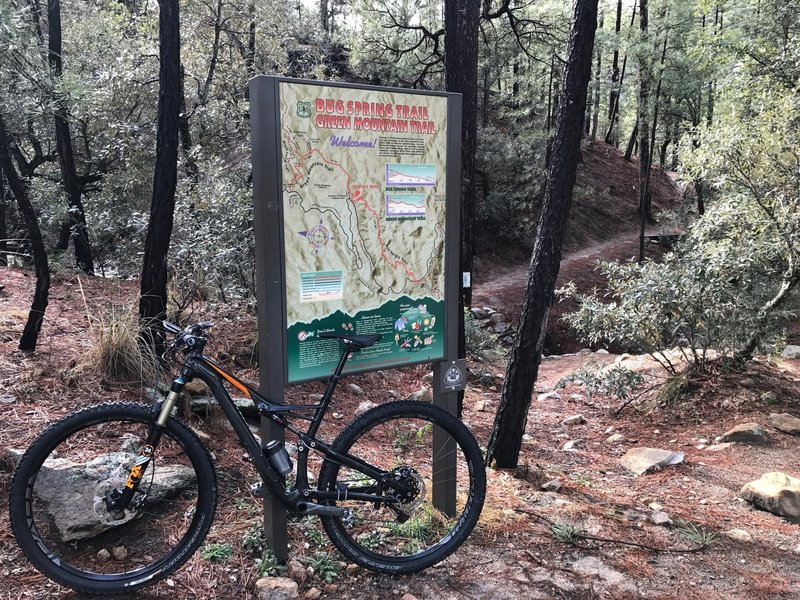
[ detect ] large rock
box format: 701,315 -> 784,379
780,345 -> 800,359
191,395 -> 260,419
721,423 -> 769,445
740,472 -> 800,521
255,577 -> 299,600
619,448 -> 684,475
31,451 -> 196,541
770,413 -> 800,435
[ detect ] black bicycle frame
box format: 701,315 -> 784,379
137,344 -> 413,514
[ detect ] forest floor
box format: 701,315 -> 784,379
1,142 -> 799,599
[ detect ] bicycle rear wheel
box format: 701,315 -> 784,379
317,401 -> 486,573
9,402 -> 216,594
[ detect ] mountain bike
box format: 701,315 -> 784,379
9,320 -> 486,594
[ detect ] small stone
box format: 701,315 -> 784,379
740,378 -> 756,387
422,371 -> 434,382
537,391 -> 561,402
770,413 -> 800,435
596,349 -> 610,354
562,439 -> 582,451
355,401 -> 378,417
619,447 -> 684,475
493,322 -> 509,334
96,549 -> 111,561
541,479 -> 562,493
697,438 -> 709,444
470,308 -> 488,319
604,426 -> 616,435
522,434 -> 534,443
794,544 -> 800,555
489,312 -> 506,324
305,588 -> 322,600
407,388 -> 432,402
347,383 -> 364,396
474,400 -> 486,412
650,511 -> 672,526
401,594 -> 419,600
387,389 -> 401,399
606,433 -> 627,444
648,502 -> 664,511
255,577 -> 300,600
324,584 -> 338,594
699,499 -> 708,505
721,423 -> 769,445
345,563 -> 361,576
112,546 -> 127,560
705,443 -> 732,452
0,394 -> 16,404
190,426 -> 211,442
287,559 -> 306,585
723,529 -> 753,542
561,414 -> 586,426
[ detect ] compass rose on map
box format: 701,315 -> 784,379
298,220 -> 333,252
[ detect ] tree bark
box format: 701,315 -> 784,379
48,0 -> 94,274
605,4 -> 636,146
139,0 -> 181,349
0,167 -> 7,267
487,0 -> 599,469
445,0 -> 480,310
607,0 -> 622,129
637,0 -> 651,262
0,113 -> 50,351
446,0 -> 480,415
590,14 -> 602,144
624,117 -> 638,161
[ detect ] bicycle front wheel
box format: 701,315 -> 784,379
9,402 -> 217,594
317,401 -> 486,573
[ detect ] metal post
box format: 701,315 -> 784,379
249,75 -> 288,561
432,93 -> 463,516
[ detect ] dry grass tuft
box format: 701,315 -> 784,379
83,303 -> 159,385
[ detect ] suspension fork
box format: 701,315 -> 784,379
106,378 -> 186,512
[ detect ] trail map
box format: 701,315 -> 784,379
278,82 -> 449,382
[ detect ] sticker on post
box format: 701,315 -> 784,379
442,359 -> 466,391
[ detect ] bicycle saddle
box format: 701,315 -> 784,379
319,332 -> 382,348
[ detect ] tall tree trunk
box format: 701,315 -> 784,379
446,0 -> 480,414
637,0 -> 651,262
0,114 -> 50,351
178,65 -> 199,181
445,0 -> 480,309
590,15 -> 602,145
487,0 -> 599,469
48,0 -> 94,275
607,0 -> 622,138
0,167 -> 7,267
139,0 -> 181,349
624,117 -> 638,160
605,4 -> 636,145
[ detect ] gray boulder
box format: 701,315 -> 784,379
32,452 -> 196,542
720,422 -> 769,445
780,345 -> 800,359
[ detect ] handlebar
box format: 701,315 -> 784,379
162,320 -> 213,357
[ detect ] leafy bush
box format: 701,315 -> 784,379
464,310 -> 506,363
555,365 -> 644,401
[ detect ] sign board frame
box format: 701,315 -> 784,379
250,75 -> 462,560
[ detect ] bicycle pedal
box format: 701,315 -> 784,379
250,483 -> 267,498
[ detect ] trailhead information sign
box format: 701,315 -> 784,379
276,80 -> 450,382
